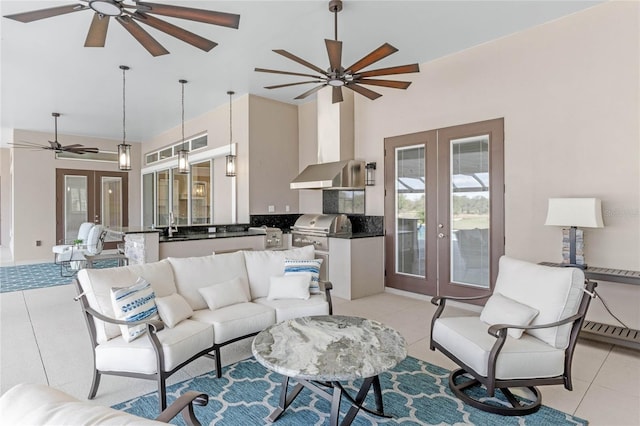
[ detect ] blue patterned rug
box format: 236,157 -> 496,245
0,260 -> 119,293
113,356 -> 587,425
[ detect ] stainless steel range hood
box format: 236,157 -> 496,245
291,89 -> 365,190
290,160 -> 365,190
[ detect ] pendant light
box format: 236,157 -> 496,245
177,79 -> 189,174
225,90 -> 236,177
117,65 -> 131,171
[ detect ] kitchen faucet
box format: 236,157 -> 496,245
168,211 -> 178,237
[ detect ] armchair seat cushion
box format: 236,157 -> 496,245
432,317 -> 565,380
95,319 -> 213,374
255,295 -> 329,322
191,302 -> 275,344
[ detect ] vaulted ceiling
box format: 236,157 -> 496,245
1,1 -> 600,144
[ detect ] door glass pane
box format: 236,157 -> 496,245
157,170 -> 170,227
142,173 -> 155,228
450,135 -> 490,288
101,177 -> 122,242
395,145 -> 425,277
64,176 -> 88,241
191,161 -> 211,224
172,169 -> 189,225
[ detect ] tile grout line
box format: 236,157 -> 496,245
571,344 -> 614,416
22,290 -> 50,386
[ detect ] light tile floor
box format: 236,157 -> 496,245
0,255 -> 638,424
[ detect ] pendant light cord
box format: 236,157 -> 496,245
181,81 -> 185,150
122,67 -> 126,144
229,91 -> 233,149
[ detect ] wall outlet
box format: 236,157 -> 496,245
268,205 -> 275,213
285,205 -> 290,212
36,240 -> 42,247
208,227 -> 216,233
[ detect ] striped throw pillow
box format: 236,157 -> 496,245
110,278 -> 158,342
284,258 -> 323,295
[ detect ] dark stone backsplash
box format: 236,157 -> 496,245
250,214 -> 302,232
348,215 -> 384,234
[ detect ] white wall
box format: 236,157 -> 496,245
0,148 -> 12,249
9,130 -> 141,262
301,2 -> 640,327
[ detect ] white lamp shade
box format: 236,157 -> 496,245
545,198 -> 604,228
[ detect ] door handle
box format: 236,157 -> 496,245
438,233 -> 447,239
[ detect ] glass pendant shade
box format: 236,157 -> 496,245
118,143 -> 131,170
178,149 -> 189,174
226,154 -> 237,177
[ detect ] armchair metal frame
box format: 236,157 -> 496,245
429,280 -> 597,416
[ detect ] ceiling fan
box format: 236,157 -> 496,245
255,0 -> 420,104
3,1 -> 240,57
10,113 -> 100,155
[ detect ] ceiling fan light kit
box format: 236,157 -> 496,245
255,0 -> 420,103
3,1 -> 241,56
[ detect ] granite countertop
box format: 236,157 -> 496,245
107,227 -> 163,235
252,315 -> 406,382
331,232 -> 384,239
159,231 -> 262,243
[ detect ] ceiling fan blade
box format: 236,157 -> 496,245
3,4 -> 86,23
254,68 -> 323,79
273,50 -> 327,75
325,39 -> 342,71
116,16 -> 169,57
85,12 -> 109,47
61,144 -> 84,149
67,147 -> 100,154
294,84 -> 327,100
357,63 -> 420,78
357,79 -> 412,89
137,2 -> 240,29
332,86 -> 343,104
265,81 -> 324,90
345,84 -> 383,101
346,43 -> 398,74
132,12 -> 217,52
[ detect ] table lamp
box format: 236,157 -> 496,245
544,198 -> 604,269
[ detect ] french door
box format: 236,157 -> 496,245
384,119 -> 504,299
56,169 -> 129,250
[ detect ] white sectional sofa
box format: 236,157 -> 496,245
74,245 -> 332,413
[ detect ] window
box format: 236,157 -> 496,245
145,134 -> 208,165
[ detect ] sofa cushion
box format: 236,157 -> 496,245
168,252 -> 249,311
77,259 -> 177,343
432,316 -> 565,379
480,292 -> 539,339
493,256 -> 585,348
0,384 -> 166,425
190,302 -> 275,344
156,293 -> 193,328
255,295 -> 329,322
267,274 -> 311,300
95,319 -> 213,374
243,245 -> 315,299
110,277 -> 159,342
284,258 -> 323,294
198,276 -> 250,310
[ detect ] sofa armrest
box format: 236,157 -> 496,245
319,280 -> 333,315
155,391 -> 209,425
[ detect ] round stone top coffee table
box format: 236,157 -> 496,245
252,315 -> 407,426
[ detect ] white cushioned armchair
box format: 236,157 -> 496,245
430,256 -> 596,415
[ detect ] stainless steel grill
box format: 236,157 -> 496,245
291,214 -> 351,281
248,226 -> 283,250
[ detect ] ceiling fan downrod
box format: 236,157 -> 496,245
329,0 -> 342,41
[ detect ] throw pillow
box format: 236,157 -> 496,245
198,276 -> 250,311
284,258 -> 323,295
155,293 -> 193,328
110,277 -> 158,342
267,274 -> 312,300
480,292 -> 540,339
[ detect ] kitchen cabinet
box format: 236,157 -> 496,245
159,235 -> 264,259
328,236 -> 384,300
